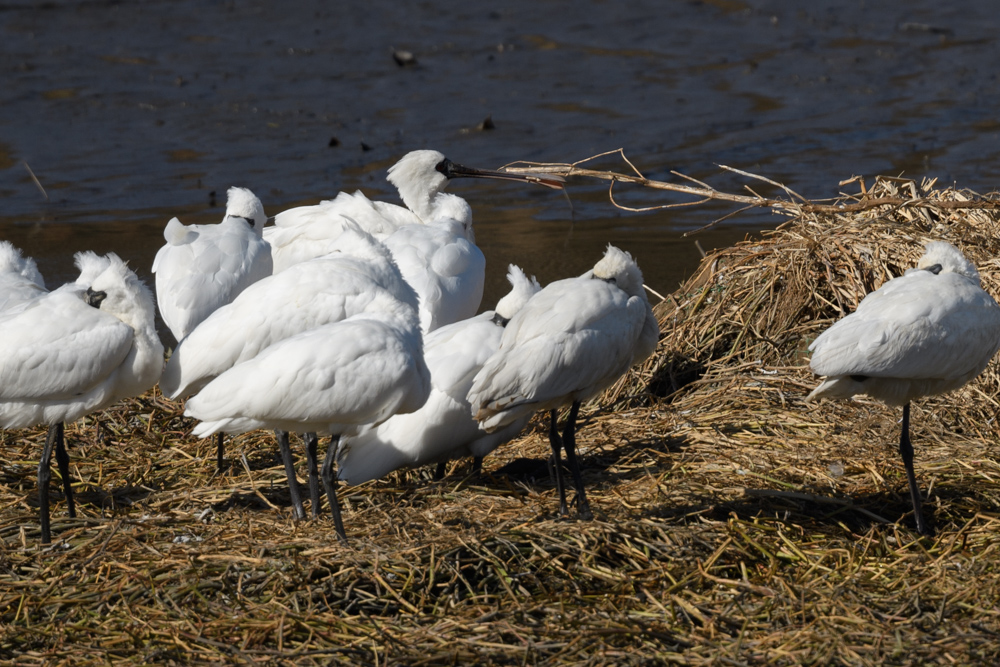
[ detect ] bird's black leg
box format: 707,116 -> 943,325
52,422 -> 75,519
433,461 -> 447,480
472,456 -> 483,476
548,409 -> 568,515
560,401 -> 592,519
37,423 -> 61,544
320,435 -> 348,543
275,430 -> 305,520
303,432 -> 322,518
215,432 -> 225,473
898,403 -> 928,535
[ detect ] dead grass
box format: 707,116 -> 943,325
4,175 -> 1000,665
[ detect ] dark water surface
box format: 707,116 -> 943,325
3,0 -> 1000,311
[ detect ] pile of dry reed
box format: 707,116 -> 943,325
4,175 -> 1000,665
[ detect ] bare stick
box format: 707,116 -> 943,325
500,149 -> 1000,216
23,161 -> 48,201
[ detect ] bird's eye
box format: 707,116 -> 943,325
435,159 -> 454,178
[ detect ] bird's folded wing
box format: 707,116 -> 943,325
471,291 -> 645,420
423,317 -> 499,392
187,318 -> 421,427
430,239 -> 477,278
0,296 -> 132,401
161,262 -> 388,396
810,277 -> 1000,380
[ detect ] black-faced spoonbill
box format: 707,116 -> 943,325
469,246 -> 659,518
0,254 -> 164,543
808,240 -> 1000,535
184,296 -> 430,543
153,186 -> 271,342
264,149 -> 563,273
160,223 -> 417,478
336,264 -> 542,484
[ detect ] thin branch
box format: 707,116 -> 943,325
719,163 -> 809,203
23,161 -> 48,200
501,149 -> 1000,217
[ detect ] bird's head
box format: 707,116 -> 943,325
917,241 -> 980,284
387,150 -> 451,219
592,244 -> 646,298
388,149 -> 564,222
493,264 -> 541,324
224,187 -> 267,232
87,253 -> 156,324
73,250 -> 112,287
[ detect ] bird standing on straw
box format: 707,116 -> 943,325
807,240 -> 1000,535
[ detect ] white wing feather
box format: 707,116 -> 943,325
154,217 -> 272,340
336,313 -> 504,484
383,222 -> 485,333
470,278 -> 648,429
160,255 -> 404,398
810,271 -> 1000,381
187,317 -> 429,436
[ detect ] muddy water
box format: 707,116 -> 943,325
3,1 -> 1000,313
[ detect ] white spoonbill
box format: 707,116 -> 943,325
807,240 -> 1000,535
0,241 -> 46,312
161,224 -> 420,509
185,297 -> 430,542
0,254 -> 164,543
337,264 -> 541,485
160,223 -> 413,399
152,186 -> 271,342
470,245 -> 659,518
264,149 -> 564,273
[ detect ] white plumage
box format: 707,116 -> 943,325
152,186 -> 271,342
186,308 -> 429,438
337,264 -> 541,485
0,244 -> 111,315
0,253 -> 163,542
160,223 -> 417,500
72,250 -> 113,289
160,224 -> 415,400
808,240 -> 1000,534
169,224 -> 427,537
382,196 -> 485,333
265,191 -> 403,273
0,241 -> 46,312
469,245 -> 659,517
184,293 -> 430,541
264,149 -> 563,273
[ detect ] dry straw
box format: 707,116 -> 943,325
4,157 -> 1000,664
